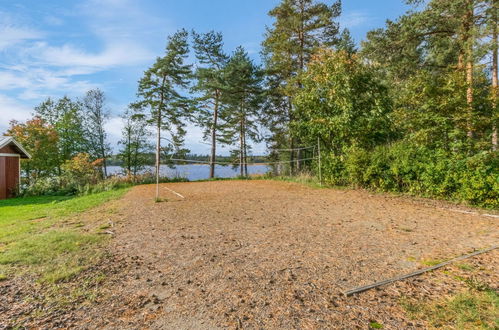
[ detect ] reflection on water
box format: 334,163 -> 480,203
107,164 -> 270,181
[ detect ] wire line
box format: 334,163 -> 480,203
167,157 -> 318,166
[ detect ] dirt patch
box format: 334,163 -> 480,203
3,180 -> 498,328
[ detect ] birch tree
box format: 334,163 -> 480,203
118,106 -> 152,180
82,88 -> 111,177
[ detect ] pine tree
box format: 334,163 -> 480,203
262,0 -> 341,172
136,29 -> 192,199
222,47 -> 264,176
192,31 -> 229,178
362,0 -> 493,151
337,28 -> 357,54
488,0 -> 498,150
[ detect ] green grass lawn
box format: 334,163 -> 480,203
401,261 -> 498,329
0,189 -> 129,283
402,287 -> 498,329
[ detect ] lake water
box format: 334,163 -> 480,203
107,164 -> 270,181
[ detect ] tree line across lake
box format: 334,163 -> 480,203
5,0 -> 498,207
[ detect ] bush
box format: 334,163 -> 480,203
22,176 -> 66,196
21,163 -> 190,197
320,142 -> 499,208
455,152 -> 499,208
60,153 -> 102,194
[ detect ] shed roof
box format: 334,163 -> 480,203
0,136 -> 31,159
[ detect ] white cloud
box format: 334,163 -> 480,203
43,15 -> 64,26
0,1 -> 269,156
0,25 -> 42,51
0,11 -> 42,51
104,116 -> 124,148
339,11 -> 371,30
0,94 -> 32,132
0,0 -> 168,109
0,71 -> 32,89
31,41 -> 154,72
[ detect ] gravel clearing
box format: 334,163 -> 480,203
4,180 -> 498,328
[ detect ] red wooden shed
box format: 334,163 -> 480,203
0,136 -> 31,200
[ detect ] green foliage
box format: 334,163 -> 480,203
118,107 -> 153,178
20,176 -> 66,196
294,0 -> 499,208
136,29 -> 192,155
361,0 -> 496,153
60,153 -> 101,192
191,30 -> 229,177
191,30 -> 228,135
22,153 -> 103,196
369,321 -> 383,329
319,142 -> 499,208
222,47 -> 264,176
6,117 -> 59,183
261,0 -> 342,166
82,89 -> 111,177
36,96 -> 89,165
336,28 -> 357,54
293,49 -> 393,152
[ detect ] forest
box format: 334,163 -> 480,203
5,0 -> 498,208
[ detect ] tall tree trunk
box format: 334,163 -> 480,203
102,158 -> 107,178
100,137 -> 107,178
296,0 -> 305,172
239,119 -> 244,177
155,75 -> 167,199
99,122 -> 107,177
298,0 -> 305,73
243,117 -> 248,177
155,112 -> 161,199
288,98 -> 295,175
127,127 -> 132,176
209,91 -> 220,178
132,139 -> 138,181
464,1 -> 475,139
466,60 -> 474,139
492,0 -> 498,150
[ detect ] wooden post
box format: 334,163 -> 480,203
317,136 -> 322,186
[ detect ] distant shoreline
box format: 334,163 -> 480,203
107,163 -> 271,167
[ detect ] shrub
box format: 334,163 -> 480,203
21,176 -> 66,196
321,142 -> 499,208
60,153 -> 102,193
21,163 -> 189,197
455,152 -> 499,208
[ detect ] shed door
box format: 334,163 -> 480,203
5,156 -> 19,198
0,157 -> 6,199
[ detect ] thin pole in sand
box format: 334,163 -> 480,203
344,245 -> 498,297
317,136 -> 322,186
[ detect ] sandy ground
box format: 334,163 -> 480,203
3,180 -> 498,329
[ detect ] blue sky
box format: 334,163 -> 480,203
0,0 -> 410,154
